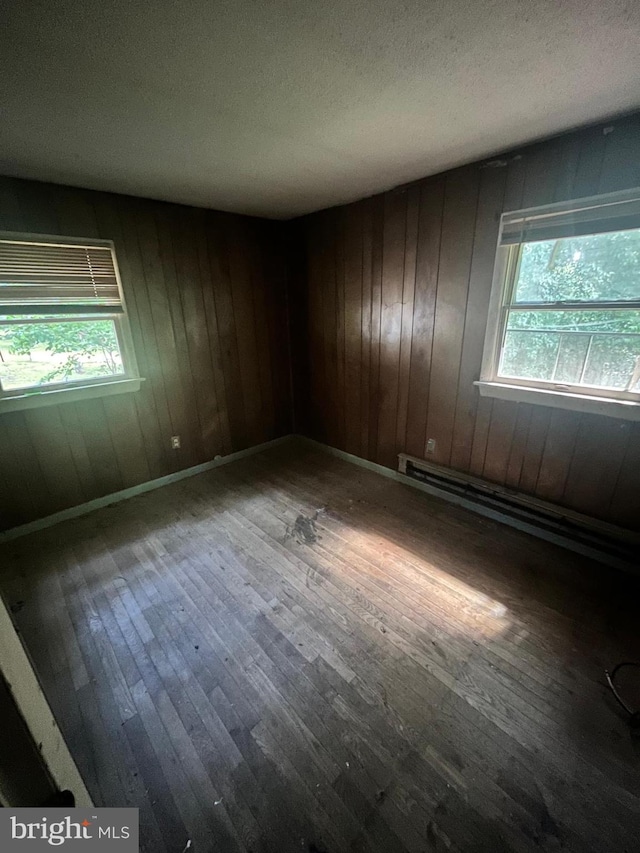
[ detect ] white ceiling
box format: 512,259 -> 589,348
2,0 -> 639,219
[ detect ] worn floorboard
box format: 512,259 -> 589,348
1,440 -> 639,853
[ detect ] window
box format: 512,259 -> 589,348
0,233 -> 141,412
477,189 -> 640,420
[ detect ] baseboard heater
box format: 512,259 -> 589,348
398,453 -> 639,571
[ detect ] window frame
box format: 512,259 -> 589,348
476,189 -> 640,421
0,231 -> 142,413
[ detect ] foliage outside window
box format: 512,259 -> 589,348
0,235 -> 139,410
479,191 -> 640,418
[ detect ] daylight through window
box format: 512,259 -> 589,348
0,235 -> 139,408
479,191 -> 640,417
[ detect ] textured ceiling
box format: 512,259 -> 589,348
1,0 -> 639,219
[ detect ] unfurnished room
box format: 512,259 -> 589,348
0,1 -> 639,851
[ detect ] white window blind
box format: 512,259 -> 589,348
500,194 -> 640,246
0,239 -> 123,314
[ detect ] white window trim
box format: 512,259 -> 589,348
0,231 -> 142,413
476,189 -> 640,422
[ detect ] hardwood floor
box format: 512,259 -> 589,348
1,439 -> 639,852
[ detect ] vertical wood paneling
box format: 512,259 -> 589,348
609,423 -> 640,529
305,225 -> 325,441
359,199 -> 373,457
517,406 -> 553,495
0,416 -> 37,524
598,114 -> 640,194
468,399 -> 492,479
534,409 -> 582,504
58,404 -> 98,501
296,114 -> 640,530
136,202 -> 192,471
225,216 -> 263,448
404,178 -> 444,459
451,167 -> 507,473
335,211 -> 347,453
285,219 -> 308,435
504,404 -> 533,487
73,400 -> 124,498
24,407 -> 85,512
204,213 -> 245,448
377,191 -> 407,468
265,222 -> 292,438
343,205 -> 364,457
103,394 -> 152,490
395,185 -> 420,459
368,197 -> 384,461
155,204 -> 205,468
192,208 -> 233,455
0,178 -> 292,531
169,207 -> 222,461
321,213 -> 339,449
562,417 -> 631,518
425,168 -> 479,467
248,222 -> 277,441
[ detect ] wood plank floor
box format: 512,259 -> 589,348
1,439 -> 639,853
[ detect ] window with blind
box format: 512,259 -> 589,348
477,189 -> 640,420
0,233 -> 140,411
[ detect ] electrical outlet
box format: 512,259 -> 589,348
171,435 -> 181,449
426,437 -> 436,454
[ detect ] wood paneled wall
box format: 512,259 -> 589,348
292,114 -> 640,531
2,115 -> 639,534
0,177 -> 292,531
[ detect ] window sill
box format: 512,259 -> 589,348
0,377 -> 144,414
475,380 -> 640,421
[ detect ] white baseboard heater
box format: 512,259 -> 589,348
398,453 -> 639,572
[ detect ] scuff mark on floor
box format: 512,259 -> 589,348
284,507 -> 327,545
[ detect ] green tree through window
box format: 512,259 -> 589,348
499,230 -> 640,391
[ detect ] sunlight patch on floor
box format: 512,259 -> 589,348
334,523 -> 511,641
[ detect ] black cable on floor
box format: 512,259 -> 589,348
605,662 -> 640,730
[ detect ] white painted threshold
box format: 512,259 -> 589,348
0,596 -> 93,805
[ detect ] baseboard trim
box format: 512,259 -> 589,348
296,436 -> 636,573
0,435 -> 294,544
3,431 -> 634,572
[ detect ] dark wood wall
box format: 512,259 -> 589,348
2,115 -> 639,534
0,177 -> 292,531
292,114 -> 640,531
